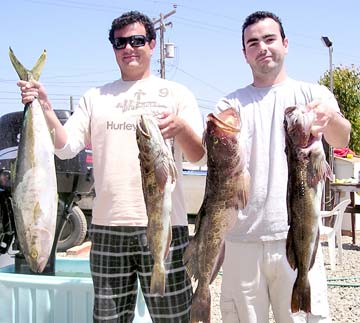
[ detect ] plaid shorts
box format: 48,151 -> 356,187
89,225 -> 192,323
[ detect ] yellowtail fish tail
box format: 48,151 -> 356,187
150,262 -> 166,296
291,277 -> 311,313
9,47 -> 46,81
190,286 -> 211,323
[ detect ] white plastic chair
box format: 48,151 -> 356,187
319,198 -> 351,270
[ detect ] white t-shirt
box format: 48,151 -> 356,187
55,75 -> 204,226
216,78 -> 339,242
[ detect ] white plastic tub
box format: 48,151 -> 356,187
0,257 -> 151,323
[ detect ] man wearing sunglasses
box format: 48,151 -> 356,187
17,10 -> 205,323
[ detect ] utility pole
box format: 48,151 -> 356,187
70,96 -> 74,112
321,36 -> 334,210
153,6 -> 176,79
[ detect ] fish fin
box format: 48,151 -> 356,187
154,158 -> 171,191
31,50 -> 47,81
48,127 -> 56,146
150,262 -> 166,296
209,241 -> 225,284
169,158 -> 178,181
9,47 -> 30,81
154,137 -> 177,191
194,203 -> 206,234
168,159 -> 177,192
237,171 -> 250,209
164,221 -> 172,260
308,152 -> 333,186
33,202 -> 44,220
190,285 -> 211,323
291,276 -> 311,313
309,229 -> 320,270
183,237 -> 198,279
286,229 -> 297,270
9,47 -> 46,81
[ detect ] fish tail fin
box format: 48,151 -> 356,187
31,50 -> 47,81
9,47 -> 46,81
9,47 -> 29,81
150,262 -> 166,296
190,285 -> 211,323
291,277 -> 311,313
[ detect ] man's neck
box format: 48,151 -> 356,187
252,69 -> 287,88
121,70 -> 151,81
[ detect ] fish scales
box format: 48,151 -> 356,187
9,48 -> 58,273
136,114 -> 177,296
183,108 -> 250,323
284,105 -> 332,313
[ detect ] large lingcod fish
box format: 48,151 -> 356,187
136,114 -> 177,296
284,105 -> 332,313
183,108 -> 250,323
9,47 -> 58,273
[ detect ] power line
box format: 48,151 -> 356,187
18,0 -> 128,13
170,65 -> 226,95
173,16 -> 239,34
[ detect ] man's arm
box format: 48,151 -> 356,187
322,111 -> 351,148
308,99 -> 351,148
157,111 -> 205,163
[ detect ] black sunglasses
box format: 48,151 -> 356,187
112,35 -> 149,50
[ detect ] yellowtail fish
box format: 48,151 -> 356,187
9,47 -> 58,273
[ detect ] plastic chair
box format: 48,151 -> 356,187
319,199 -> 351,270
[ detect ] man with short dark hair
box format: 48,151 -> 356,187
18,10 -> 205,323
217,11 -> 350,323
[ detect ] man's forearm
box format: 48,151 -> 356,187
40,100 -> 68,149
324,113 -> 351,148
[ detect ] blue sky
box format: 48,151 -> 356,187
1,0 -> 359,117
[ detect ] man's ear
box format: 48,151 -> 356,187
149,39 -> 156,50
243,48 -> 249,64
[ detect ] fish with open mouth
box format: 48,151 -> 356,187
136,114 -> 177,296
284,105 -> 332,313
183,108 -> 250,323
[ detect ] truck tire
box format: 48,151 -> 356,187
56,206 -> 87,252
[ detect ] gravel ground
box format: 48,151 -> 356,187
203,235 -> 360,323
62,229 -> 359,322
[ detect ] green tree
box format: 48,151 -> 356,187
319,65 -> 360,154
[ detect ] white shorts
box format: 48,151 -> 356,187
220,239 -> 331,323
